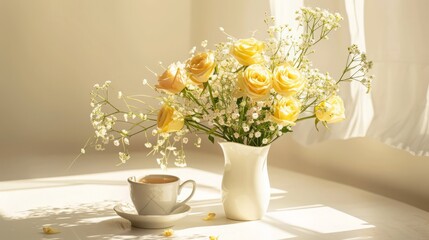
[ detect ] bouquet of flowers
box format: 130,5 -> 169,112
81,8 -> 373,168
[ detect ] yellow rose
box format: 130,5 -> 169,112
186,52 -> 216,85
273,63 -> 305,97
314,95 -> 345,123
157,105 -> 184,133
156,64 -> 186,94
271,96 -> 301,126
230,38 -> 265,66
238,64 -> 272,101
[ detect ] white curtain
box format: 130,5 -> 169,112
270,0 -> 429,156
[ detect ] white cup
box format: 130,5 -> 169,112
128,174 -> 196,215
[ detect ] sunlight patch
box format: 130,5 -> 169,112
268,205 -> 374,234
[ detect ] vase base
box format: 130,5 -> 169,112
226,217 -> 262,221
225,214 -> 264,221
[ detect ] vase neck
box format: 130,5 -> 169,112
219,142 -> 271,167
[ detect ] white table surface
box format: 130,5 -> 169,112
1,152 -> 429,240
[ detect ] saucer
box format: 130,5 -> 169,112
113,203 -> 191,229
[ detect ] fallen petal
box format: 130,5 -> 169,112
163,228 -> 174,237
203,212 -> 216,221
42,226 -> 60,234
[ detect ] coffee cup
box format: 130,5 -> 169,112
128,174 -> 196,215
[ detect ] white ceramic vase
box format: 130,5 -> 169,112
219,142 -> 271,221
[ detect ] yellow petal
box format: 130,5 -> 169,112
209,236 -> 219,240
163,229 -> 174,237
42,226 -> 60,234
203,212 -> 216,221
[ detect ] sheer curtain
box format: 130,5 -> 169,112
270,0 -> 429,156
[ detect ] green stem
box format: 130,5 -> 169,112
128,124 -> 157,137
296,114 -> 316,122
233,66 -> 246,73
301,98 -> 318,113
96,94 -> 121,112
186,121 -> 224,139
184,88 -> 209,114
337,54 -> 357,83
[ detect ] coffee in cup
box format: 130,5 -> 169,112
138,175 -> 177,184
128,174 -> 196,215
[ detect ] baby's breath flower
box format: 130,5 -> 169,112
175,161 -> 187,167
242,124 -> 250,132
151,129 -> 157,136
118,152 -> 130,163
157,139 -> 165,146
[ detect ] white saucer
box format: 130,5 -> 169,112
113,203 -> 191,229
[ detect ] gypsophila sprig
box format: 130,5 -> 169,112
79,7 -> 373,168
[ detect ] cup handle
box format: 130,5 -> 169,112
128,176 -> 136,183
171,180 -> 196,213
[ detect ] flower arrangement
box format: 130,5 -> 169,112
81,8 -> 373,168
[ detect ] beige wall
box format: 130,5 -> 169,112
1,0 -> 428,212
191,0 -> 270,46
0,0 -> 192,155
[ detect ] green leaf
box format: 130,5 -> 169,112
282,126 -> 292,133
200,82 -> 209,96
213,97 -> 219,104
208,135 -> 215,144
315,118 -> 320,131
322,121 -> 329,129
